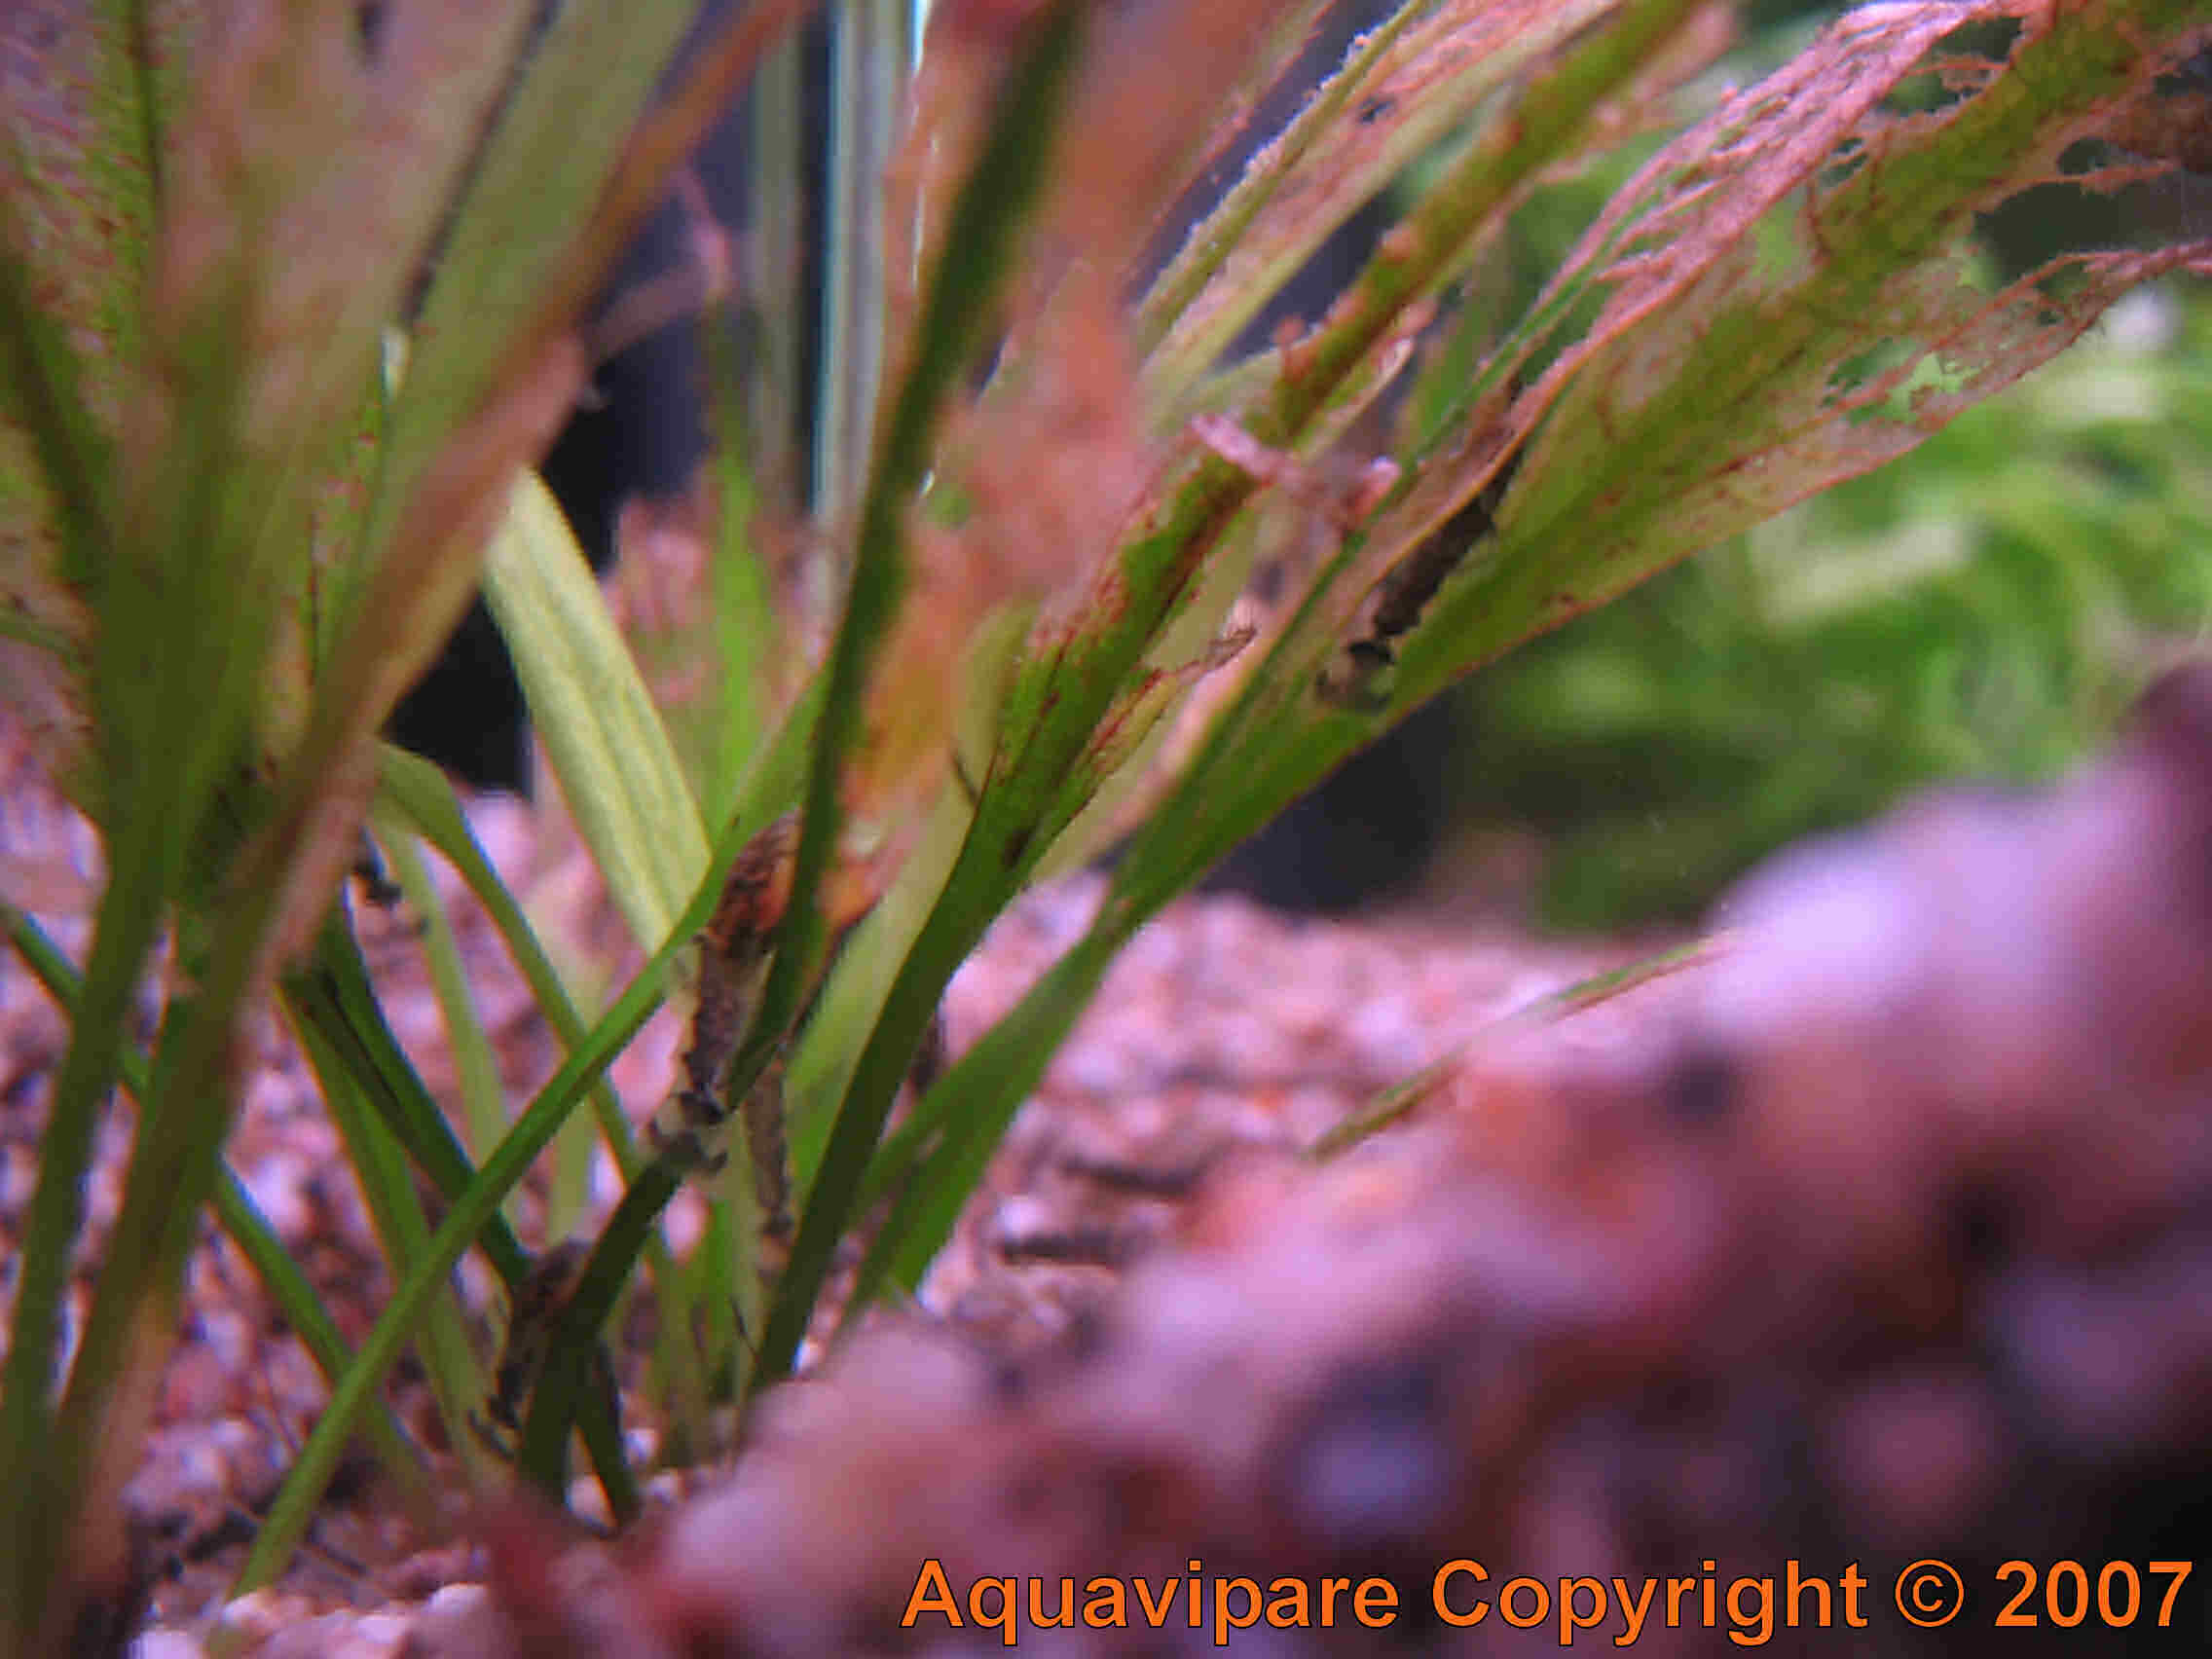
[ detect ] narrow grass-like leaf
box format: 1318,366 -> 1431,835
35,824 -> 287,1649
700,309 -> 785,827
804,0 -> 1714,1347
237,929 -> 673,1594
882,7 -> 2212,1323
375,744 -> 713,1452
744,0 -> 1092,1392
1389,3 -> 2212,717
1132,0 -> 1425,361
282,921 -> 529,1282
235,715 -> 823,1591
521,0 -> 1106,1440
377,747 -> 643,1175
287,993 -> 497,1486
0,0 -> 159,396
1305,936 -> 1723,1161
1011,0 -> 2211,947
0,904 -> 429,1511
817,0 -> 914,529
0,224 -> 115,659
514,1160 -> 682,1496
372,822 -> 507,1162
4,1 -> 788,1629
785,782 -> 970,1184
850,922 -> 1127,1302
744,26 -> 809,520
0,285 -> 276,1659
482,472 -> 710,949
154,2 -> 542,751
0,0 -> 161,651
211,1171 -> 430,1514
1138,0 -> 1631,404
0,733 -> 157,1579
276,917 -> 636,1513
351,0 -> 697,615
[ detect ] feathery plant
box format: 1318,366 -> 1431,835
2,0 -> 2208,1644
1458,280 -> 2212,926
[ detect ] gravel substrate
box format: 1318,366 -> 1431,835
0,704 -> 1633,1655
17,668 -> 2212,1655
418,664 -> 2212,1658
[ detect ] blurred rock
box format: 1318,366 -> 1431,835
443,664 -> 2212,1656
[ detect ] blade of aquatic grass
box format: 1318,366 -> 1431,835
848,923 -> 1125,1305
0,0 -> 163,676
738,0 -> 1091,1394
286,995 -> 498,1487
281,919 -> 529,1284
2,21 -> 424,1605
370,822 -> 507,1163
278,4 -> 707,882
235,719 -> 822,1591
884,6 -> 2212,1309
374,745 -> 713,1451
514,1161 -> 680,1495
151,2 -> 543,742
0,803 -> 163,1478
0,212 -> 117,623
276,915 -> 635,1511
0,903 -> 429,1514
482,472 -> 710,950
784,781 -> 968,1185
26,20 -> 475,1580
0,0 -> 159,404
238,930 -> 672,1593
940,0 -> 1711,944
700,305 -> 783,827
7,3 -> 761,1625
345,0 -> 809,703
825,0 -> 1713,1334
39,856 -> 289,1650
1385,17 -> 2212,719
1306,936 -> 1724,1160
854,934 -> 1725,1308
816,0 -> 913,530
685,1193 -> 745,1410
758,0 -> 1088,1059
1139,0 -> 1636,408
376,748 -> 639,1170
350,0 -> 700,631
513,0 -> 1094,1443
1131,0 -> 1421,361
209,1170 -> 432,1515
0,329 -> 273,1653
745,25 -> 808,521
1116,0 -> 1335,267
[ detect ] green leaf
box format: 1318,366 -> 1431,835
376,743 -> 715,1451
816,0 -> 915,526
286,980 -> 495,1485
368,823 -> 508,1162
482,470 -> 711,948
235,910 -> 681,1596
350,0 -> 700,625
0,904 -> 429,1512
238,684 -> 827,1591
745,0 -> 1093,1391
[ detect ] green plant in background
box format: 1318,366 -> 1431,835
1456,279 -> 2212,928
2,1 -> 2207,1649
